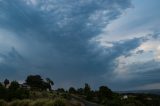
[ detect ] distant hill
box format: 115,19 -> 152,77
117,89 -> 160,95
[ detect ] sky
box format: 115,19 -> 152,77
0,0 -> 160,91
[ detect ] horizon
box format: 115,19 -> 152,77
0,0 -> 160,91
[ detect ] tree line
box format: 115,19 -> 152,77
0,74 -> 113,103
1,75 -> 160,106
0,75 -> 54,101
57,83 -> 115,105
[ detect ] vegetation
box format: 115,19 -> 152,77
46,78 -> 54,91
0,99 -> 67,106
0,75 -> 160,106
67,83 -> 160,106
4,79 -> 9,88
26,75 -> 53,91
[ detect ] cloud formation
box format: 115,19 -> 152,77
0,0 -> 160,90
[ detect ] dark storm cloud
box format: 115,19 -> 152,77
0,0 -> 142,89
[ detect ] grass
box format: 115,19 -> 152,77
0,100 -> 7,106
0,98 -> 81,106
0,98 -> 67,106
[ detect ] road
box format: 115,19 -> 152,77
71,95 -> 102,106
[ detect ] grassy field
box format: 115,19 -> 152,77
0,98 -> 82,106
0,90 -> 82,106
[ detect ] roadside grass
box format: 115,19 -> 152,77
0,98 -> 80,106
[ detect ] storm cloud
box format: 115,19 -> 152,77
0,0 -> 159,90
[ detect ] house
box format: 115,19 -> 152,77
20,83 -> 30,89
121,95 -> 128,100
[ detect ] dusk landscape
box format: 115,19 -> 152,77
0,0 -> 160,106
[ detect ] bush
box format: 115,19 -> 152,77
0,100 -> 7,106
18,99 -> 31,106
60,93 -> 71,100
31,99 -> 48,106
45,100 -> 55,106
0,86 -> 7,100
5,98 -> 66,106
53,98 -> 65,106
9,100 -> 21,106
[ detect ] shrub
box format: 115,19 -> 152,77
53,98 -> 65,106
45,100 -> 55,106
75,103 -> 81,106
18,99 -> 31,106
31,99 -> 48,106
9,100 -> 20,106
0,100 -> 7,106
0,86 -> 7,100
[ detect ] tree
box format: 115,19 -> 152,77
57,88 -> 65,93
0,82 -> 3,87
84,83 -> 91,94
84,83 -> 92,100
26,75 -> 53,90
4,79 -> 9,87
0,85 -> 6,99
77,88 -> 83,95
98,86 -> 113,100
9,81 -> 20,90
8,81 -> 29,100
69,87 -> 76,94
46,78 -> 54,91
26,75 -> 44,90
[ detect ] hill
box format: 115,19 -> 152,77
117,89 -> 160,95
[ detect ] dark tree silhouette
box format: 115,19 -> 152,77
4,79 -> 9,87
0,84 -> 6,100
84,83 -> 92,100
0,82 -> 3,87
26,75 -> 44,90
77,88 -> 83,95
84,83 -> 91,94
98,86 -> 113,100
57,88 -> 65,93
26,75 -> 53,90
9,81 -> 20,90
46,78 -> 54,91
69,87 -> 76,94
